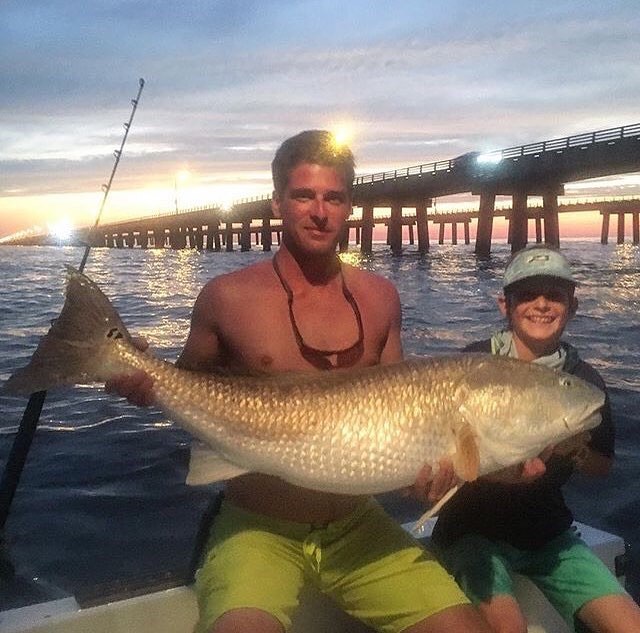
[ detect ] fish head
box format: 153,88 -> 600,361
457,355 -> 605,475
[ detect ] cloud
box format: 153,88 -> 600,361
1,0 -> 639,234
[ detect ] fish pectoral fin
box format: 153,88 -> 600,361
186,442 -> 249,486
452,420 -> 480,482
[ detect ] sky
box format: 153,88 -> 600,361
1,0 -> 640,240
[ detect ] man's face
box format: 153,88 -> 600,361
272,162 -> 351,257
500,278 -> 577,352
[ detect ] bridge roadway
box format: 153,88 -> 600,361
5,122 -> 640,254
63,196 -> 638,253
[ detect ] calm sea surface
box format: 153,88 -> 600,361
1,241 -> 639,605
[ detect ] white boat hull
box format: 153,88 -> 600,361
1,521 -> 627,633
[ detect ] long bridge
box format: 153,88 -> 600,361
5,122 -> 640,255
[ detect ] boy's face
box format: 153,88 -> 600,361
499,277 -> 577,356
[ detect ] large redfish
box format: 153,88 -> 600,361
5,268 -> 604,496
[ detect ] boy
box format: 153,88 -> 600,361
432,245 -> 640,632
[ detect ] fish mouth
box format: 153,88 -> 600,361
563,400 -> 604,433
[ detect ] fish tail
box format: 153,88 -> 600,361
4,267 -> 133,395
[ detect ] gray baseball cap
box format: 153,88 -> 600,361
503,246 -> 575,289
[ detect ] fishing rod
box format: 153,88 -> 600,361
0,78 -> 146,540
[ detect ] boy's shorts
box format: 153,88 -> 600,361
436,529 -> 627,627
194,498 -> 469,633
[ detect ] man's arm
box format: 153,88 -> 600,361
378,280 -> 403,365
175,280 -> 224,372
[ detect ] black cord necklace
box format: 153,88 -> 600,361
272,255 -> 364,370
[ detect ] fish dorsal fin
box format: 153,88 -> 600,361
186,442 -> 249,486
452,421 -> 480,482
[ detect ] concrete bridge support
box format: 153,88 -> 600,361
415,200 -> 429,253
617,214 -> 625,244
542,193 -> 560,247
194,227 -> 204,249
225,222 -> 234,252
170,228 -> 186,249
510,191 -> 528,253
240,221 -> 252,252
261,217 -> 273,252
338,225 -> 349,252
205,221 -> 221,251
600,212 -> 610,244
361,203 -> 374,255
152,227 -> 165,248
475,192 -> 496,257
534,217 -> 543,243
599,211 -> 640,244
389,203 -> 403,256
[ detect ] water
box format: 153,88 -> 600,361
0,241 -> 639,606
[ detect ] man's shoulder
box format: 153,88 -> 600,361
201,260 -> 273,297
344,264 -> 397,295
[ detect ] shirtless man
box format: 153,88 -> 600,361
108,130 -> 490,633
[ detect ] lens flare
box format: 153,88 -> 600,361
48,218 -> 74,241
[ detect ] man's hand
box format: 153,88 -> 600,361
104,337 -> 155,407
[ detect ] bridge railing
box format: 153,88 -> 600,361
97,204 -> 223,228
354,159 -> 454,185
234,194 -> 272,205
354,122 -> 640,184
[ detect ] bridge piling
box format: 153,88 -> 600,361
633,211 -> 639,244
415,200 -> 429,253
601,212 -> 610,244
389,203 -> 403,256
338,225 -> 349,252
261,218 -> 272,252
617,213 -> 625,244
360,203 -> 374,255
241,221 -> 251,252
542,192 -> 560,247
224,222 -> 234,252
510,191 -> 529,253
475,191 -> 496,257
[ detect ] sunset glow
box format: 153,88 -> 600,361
2,2 -> 639,241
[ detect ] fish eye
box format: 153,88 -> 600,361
559,377 -> 572,388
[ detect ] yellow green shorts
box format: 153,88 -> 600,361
194,498 -> 469,633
